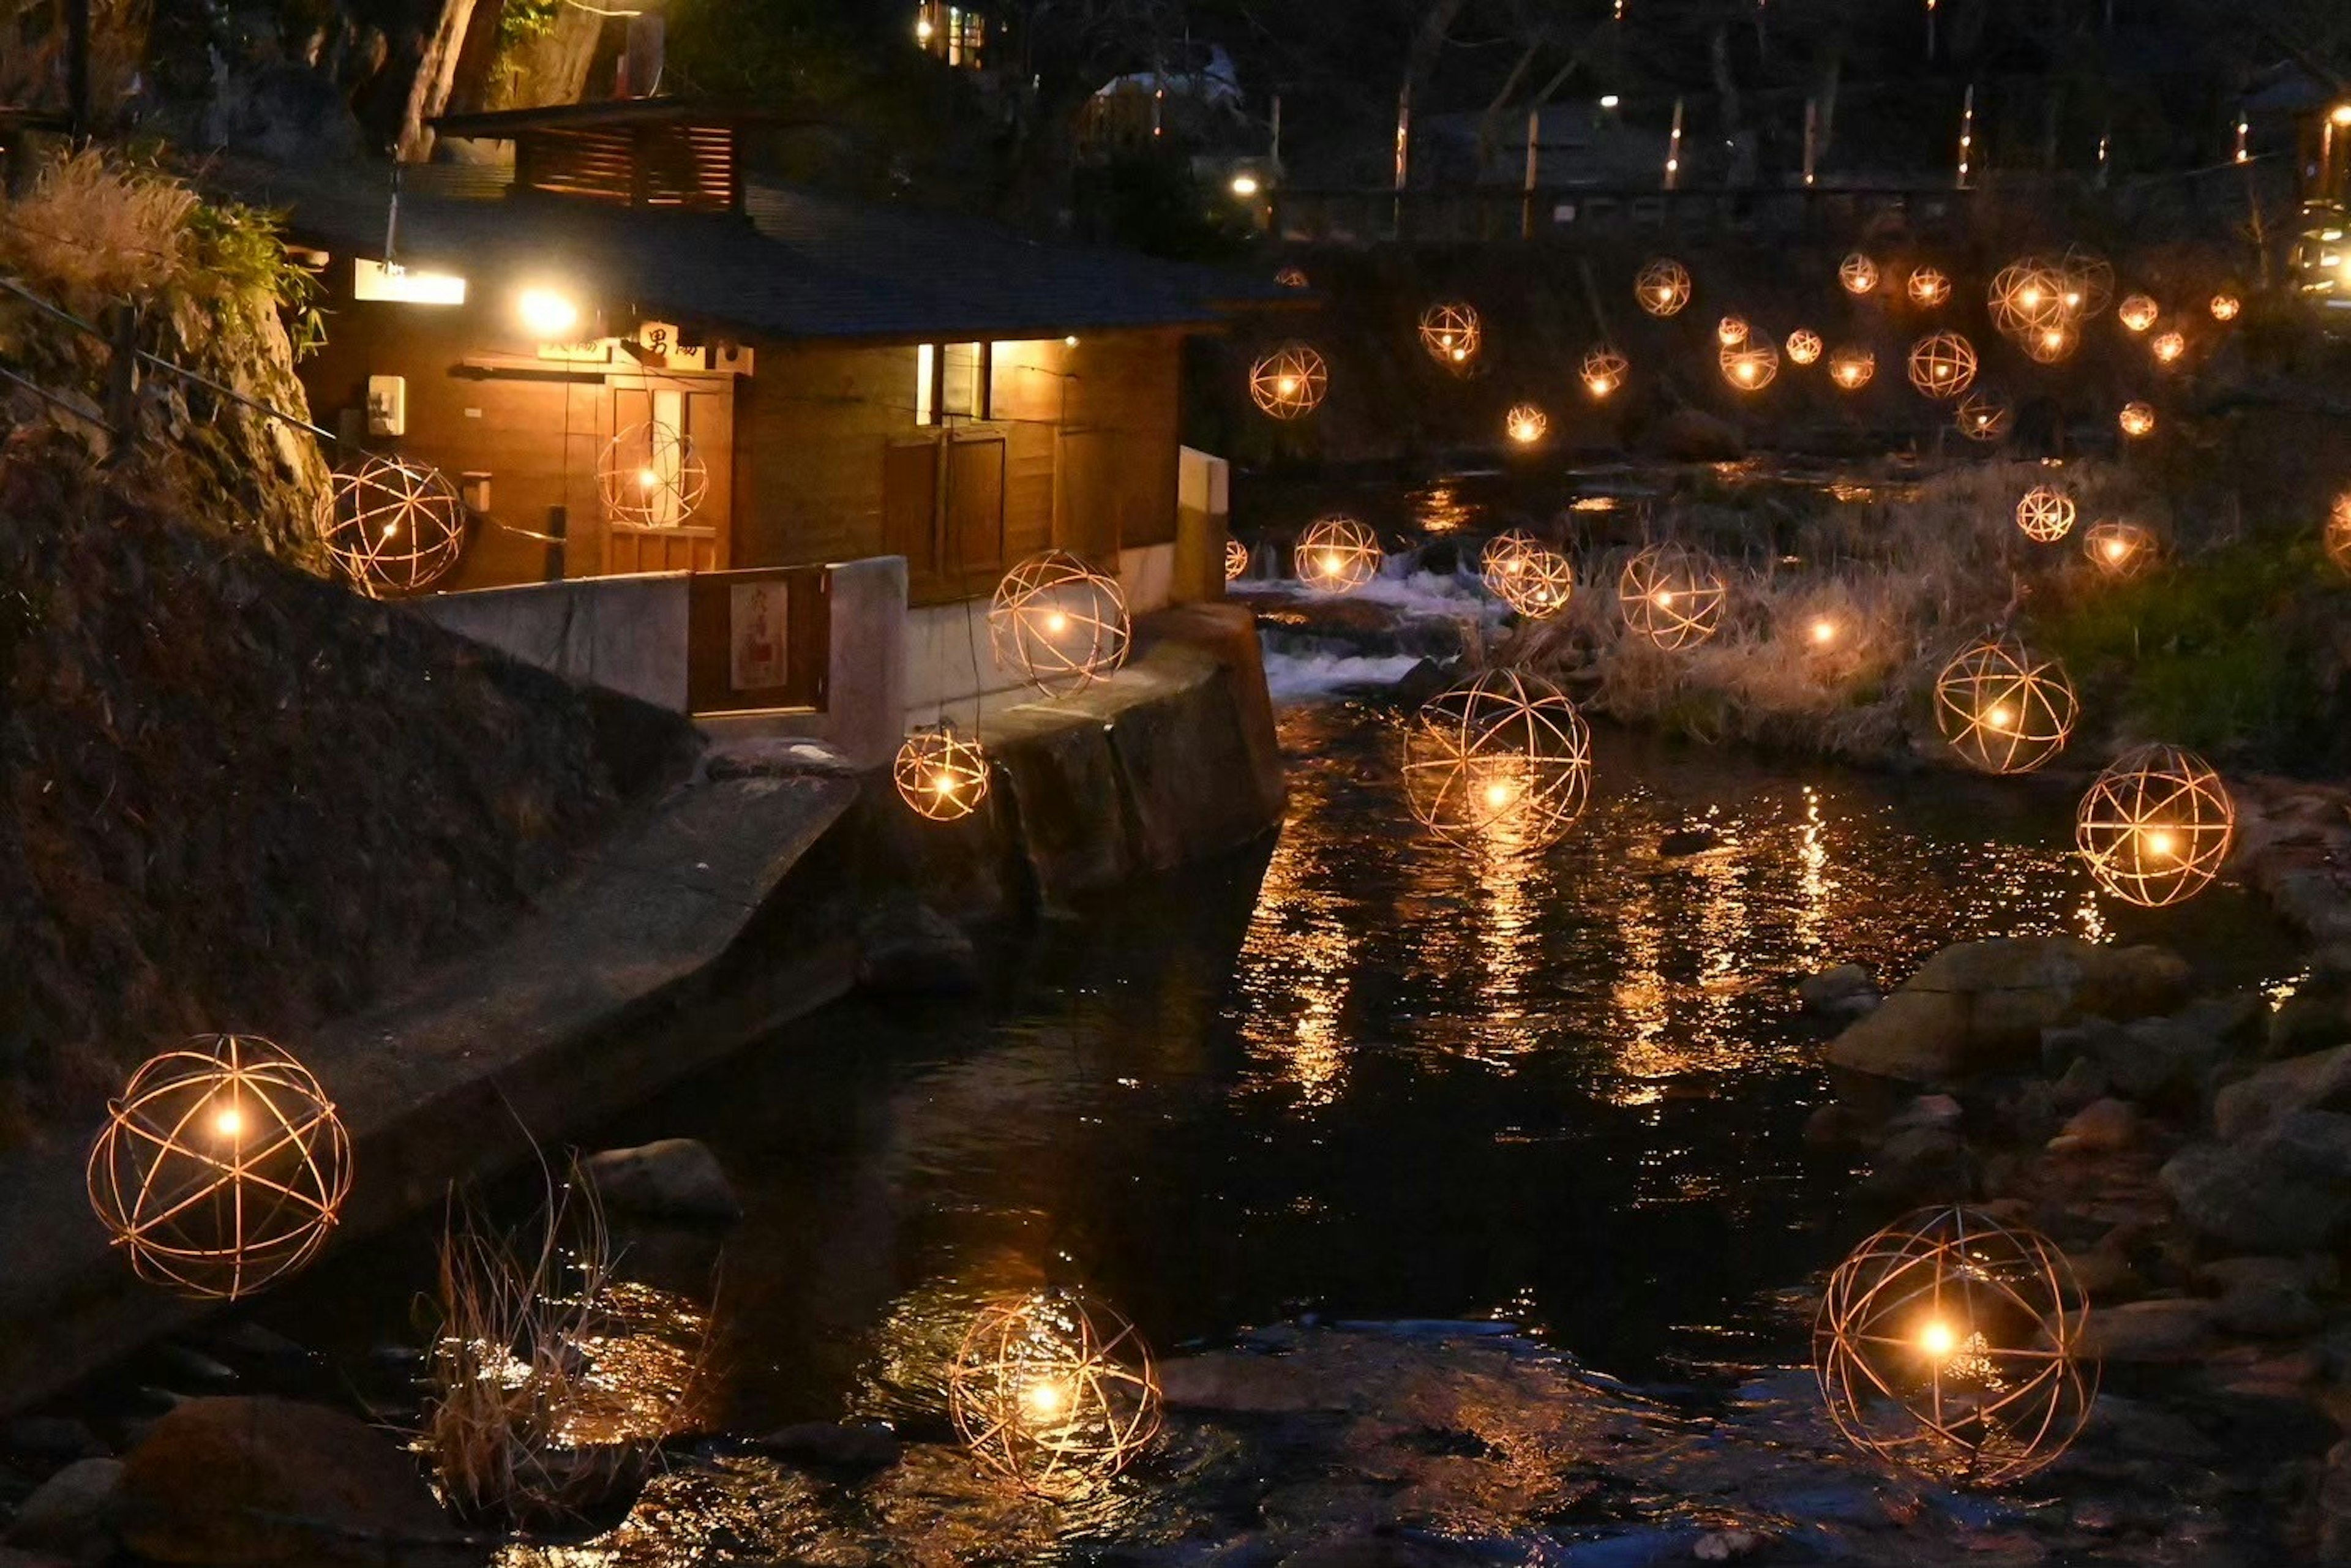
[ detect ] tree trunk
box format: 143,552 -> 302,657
443,0 -> 508,118
394,0 -> 479,162
1395,0 -> 1469,186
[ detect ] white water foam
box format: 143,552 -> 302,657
1262,649 -> 1429,704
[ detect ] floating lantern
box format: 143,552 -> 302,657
1805,614 -> 1843,649
1956,389 -> 2012,441
1989,260 -> 2070,337
317,456 -> 467,597
1505,403 -> 1550,445
2015,486 -> 2077,542
1829,347 -> 1877,391
1907,332 -> 1978,399
2117,293 -> 2159,332
2328,493 -> 2351,573
989,550 -> 1131,696
598,422 -> 709,527
1839,252 -> 1880,295
1635,258 -> 1693,317
1717,315 -> 1750,347
1785,329 -> 1824,366
1294,514 -> 1384,595
88,1033 -> 351,1301
2024,322 -> 2078,364
1907,266 -> 1952,307
1480,530 -> 1575,618
1619,543 -> 1728,650
2077,744 -> 2236,907
1581,343 -> 1629,397
948,1286 -> 1162,1495
1419,301 -> 1483,367
1401,669 -> 1593,850
1248,342 -> 1329,420
1933,637 -> 2079,774
2210,293 -> 2241,323
2058,247 -> 2115,317
894,722 -> 990,822
2117,400 -> 2157,439
1274,266 -> 1310,288
2082,518 -> 2156,576
1720,339 -> 1780,391
1815,1206 -> 2094,1487
1224,536 -> 1249,580
2150,329 -> 2186,366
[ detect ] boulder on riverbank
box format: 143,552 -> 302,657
581,1138 -> 742,1223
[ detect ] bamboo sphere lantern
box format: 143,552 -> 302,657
1619,543 -> 1728,650
1907,332 -> 1978,399
1504,402 -> 1550,445
2082,518 -> 2157,577
1580,343 -> 1629,397
948,1286 -> 1163,1495
1720,339 -> 1780,391
2077,744 -> 2236,907
2059,247 -> 2115,318
1294,514 -> 1384,595
1956,389 -> 2013,442
1419,301 -> 1483,367
1815,1206 -> 2095,1488
2150,329 -> 2186,366
2328,493 -> 2351,574
2117,293 -> 2159,333
894,722 -> 991,822
598,422 -> 709,527
1248,342 -> 1329,420
2209,293 -> 2241,323
1480,530 -> 1575,618
1785,329 -> 1824,366
1717,315 -> 1750,347
1906,266 -> 1952,308
87,1033 -> 351,1301
317,456 -> 467,597
1401,669 -> 1593,851
1274,266 -> 1310,289
1635,258 -> 1693,317
2015,486 -> 2077,542
1224,536 -> 1250,580
2117,400 -> 2158,440
1829,346 -> 1877,391
2024,322 -> 2079,364
1934,637 -> 2079,774
989,549 -> 1132,696
1989,261 -> 2070,337
1839,252 -> 1880,295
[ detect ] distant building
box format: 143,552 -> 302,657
1416,102 -> 1683,189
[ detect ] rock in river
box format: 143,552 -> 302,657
581,1137 -> 742,1222
7,1455 -> 121,1556
2161,1110 -> 2351,1252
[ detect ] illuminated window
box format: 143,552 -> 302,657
916,341 -> 991,425
917,3 -> 986,67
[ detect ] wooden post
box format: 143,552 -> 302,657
1521,107 -> 1540,238
1392,80 -> 1412,238
1925,0 -> 1937,59
1802,97 -> 1818,186
1665,96 -> 1684,190
1270,92 -> 1283,176
1956,83 -> 1974,189
66,0 -> 90,138
544,505 -> 568,582
103,304 -> 138,462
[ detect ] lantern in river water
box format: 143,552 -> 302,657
1480,530 -> 1575,618
894,722 -> 990,822
1619,543 -> 1728,650
1907,332 -> 1978,399
1505,403 -> 1549,445
2118,293 -> 2159,333
1275,266 -> 1310,289
1956,389 -> 2012,442
2210,293 -> 2241,323
1402,669 -> 1593,851
1907,266 -> 1952,307
1720,339 -> 1780,391
1829,347 -> 1876,391
2150,329 -> 2186,366
88,1033 -> 351,1301
598,422 -> 709,527
2328,494 -> 2351,573
1785,329 -> 1823,366
1635,258 -> 1693,317
1989,261 -> 2070,337
989,550 -> 1131,696
948,1286 -> 1162,1495
1815,1206 -> 2094,1488
2015,486 -> 2077,542
1581,344 -> 1629,397
1294,514 -> 1383,595
1839,252 -> 1880,295
318,456 -> 467,596
1717,315 -> 1750,347
1248,342 -> 1328,419
2118,401 -> 2156,440
2077,744 -> 2235,907
1934,637 -> 2078,774
2082,519 -> 2157,577
1419,301 -> 1482,367
1224,536 -> 1249,580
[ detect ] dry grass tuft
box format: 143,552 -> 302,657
0,146 -> 195,306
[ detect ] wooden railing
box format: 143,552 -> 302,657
1269,184 -> 1976,247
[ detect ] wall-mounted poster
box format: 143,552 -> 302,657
730,580 -> 789,691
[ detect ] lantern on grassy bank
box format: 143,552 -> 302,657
1581,344 -> 1629,397
1619,543 -> 1728,650
1275,266 -> 1310,289
2082,519 -> 2157,577
598,422 -> 709,527
1907,332 -> 1978,399
88,1033 -> 351,1301
1829,347 -> 1877,391
2210,293 -> 2241,323
990,550 -> 1131,696
1934,637 -> 2078,775
1224,536 -> 1250,580
2118,401 -> 2157,440
2077,744 -> 2235,907
1815,1206 -> 2094,1487
894,722 -> 991,822
1839,252 -> 1880,295
1636,258 -> 1693,317
1956,389 -> 2012,442
1721,339 -> 1780,391
1419,301 -> 1482,367
2015,486 -> 2077,542
1785,329 -> 1823,366
2118,293 -> 2159,332
1505,403 -> 1550,445
948,1287 -> 1162,1495
2150,329 -> 2186,366
1401,669 -> 1593,851
318,456 -> 467,597
1248,342 -> 1328,419
1480,530 -> 1575,618
1294,514 -> 1383,595
1907,266 -> 1952,308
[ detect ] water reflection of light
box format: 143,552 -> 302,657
1408,481 -> 1477,535
1793,787 -> 1834,961
1569,495 -> 1621,513
1235,755 -> 1357,1109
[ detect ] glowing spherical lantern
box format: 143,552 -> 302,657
1635,258 -> 1693,317
1989,261 -> 2070,337
1480,530 -> 1575,618
2117,400 -> 2157,440
1274,266 -> 1310,289
2024,322 -> 2079,364
948,1286 -> 1162,1495
2210,293 -> 2241,323
1907,332 -> 1978,399
1619,543 -> 1728,650
1717,315 -> 1750,347
598,422 -> 709,527
1785,329 -> 1824,366
1224,536 -> 1250,581
1907,266 -> 1952,308
2077,744 -> 2236,907
1839,252 -> 1880,295
1248,342 -> 1329,420
1581,343 -> 1629,397
2082,518 -> 2158,577
894,722 -> 990,822
1401,669 -> 1593,851
1419,301 -> 1483,367
1933,637 -> 2079,774
2117,293 -> 2159,333
317,456 -> 467,596
1829,347 -> 1877,391
1294,514 -> 1384,595
2058,247 -> 2115,318
2328,493 -> 2351,573
1815,1206 -> 2094,1487
2015,486 -> 2077,542
88,1033 -> 351,1301
1504,402 -> 1550,445
989,550 -> 1131,696
2150,329 -> 2186,366
1956,389 -> 2012,442
1720,339 -> 1780,391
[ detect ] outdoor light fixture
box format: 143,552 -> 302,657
1224,536 -> 1250,580
353,258 -> 467,306
1635,258 -> 1693,317
1816,1206 -> 2094,1487
1907,266 -> 1952,307
2015,485 -> 2077,542
894,722 -> 991,822
2118,400 -> 2157,438
2082,518 -> 2157,576
2077,744 -> 2236,907
1989,260 -> 2070,337
1828,346 -> 1876,389
991,550 -> 1131,696
1294,514 -> 1384,595
1808,617 -> 1840,647
1720,339 -> 1779,390
1839,252 -> 1880,294
2333,103 -> 2351,127
1480,530 -> 1574,618
1248,341 -> 1329,420
317,455 -> 468,596
2210,293 -> 2241,322
597,422 -> 708,527
1417,300 -> 1483,367
1934,637 -> 2078,773
1618,542 -> 1728,650
1401,668 -> 1594,851
2151,329 -> 2186,365
1581,343 -> 1629,397
2025,322 -> 2078,364
1717,314 -> 1750,346
1275,266 -> 1310,288
2117,293 -> 2159,332
2329,493 -> 2351,573
1504,402 -> 1550,444
1229,171 -> 1262,198
1906,331 -> 1978,399
948,1287 -> 1162,1495
88,1033 -> 352,1301
1785,329 -> 1823,366
1956,388 -> 2012,441
516,285 -> 583,340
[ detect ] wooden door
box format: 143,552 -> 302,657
945,435 -> 1007,577
604,381 -> 732,575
